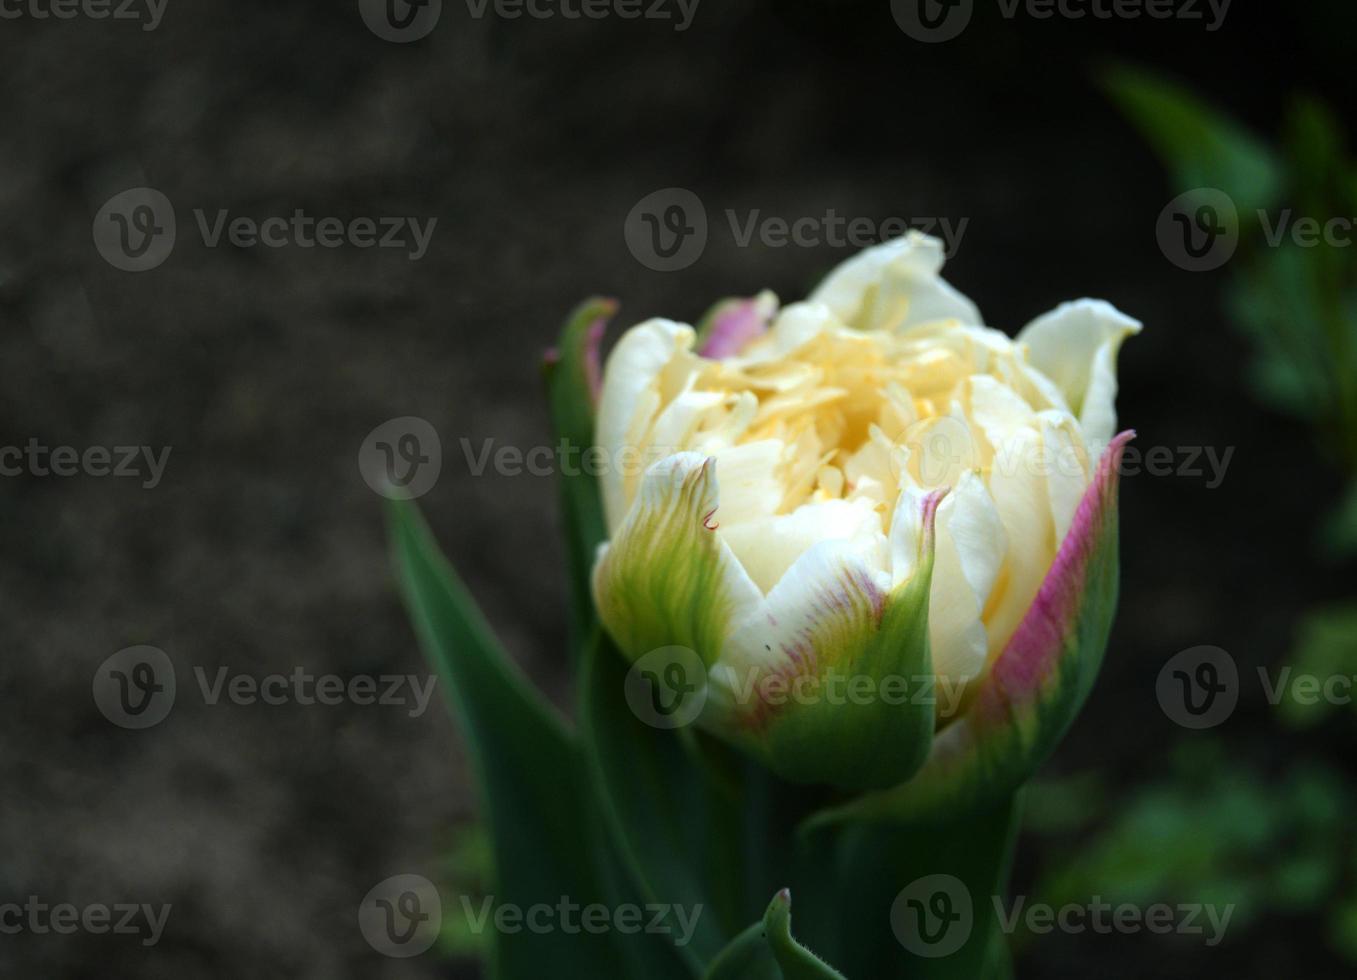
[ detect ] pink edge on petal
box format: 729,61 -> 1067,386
977,430 -> 1134,718
920,486 -> 947,557
698,296 -> 772,359
583,300 -> 616,404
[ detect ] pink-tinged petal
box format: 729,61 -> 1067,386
584,312 -> 608,404
697,294 -> 775,359
809,432 -> 1132,825
711,489 -> 945,791
542,296 -> 616,405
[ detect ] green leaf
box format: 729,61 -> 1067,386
1102,64 -> 1282,216
388,498 -> 631,977
1279,602 -> 1357,727
545,297 -> 616,656
761,890 -> 847,979
579,630 -> 747,968
702,922 -> 781,980
702,892 -> 847,980
1320,478 -> 1357,559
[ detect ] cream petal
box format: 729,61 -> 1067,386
978,426 -> 1054,660
922,471 -> 1006,692
1039,411 -> 1092,546
720,497 -> 886,595
715,534 -> 892,692
595,319 -> 696,529
1017,299 -> 1141,448
809,231 -> 981,332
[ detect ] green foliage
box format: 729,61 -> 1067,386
1031,742 -> 1356,955
1105,68 -> 1357,545
1102,64 -> 1282,218
1277,602 -> 1357,728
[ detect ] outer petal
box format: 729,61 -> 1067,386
592,453 -> 761,668
1017,300 -> 1141,448
595,319 -> 696,530
709,491 -> 944,791
696,291 -> 777,358
926,471 -> 1006,700
809,231 -> 981,332
810,432 -> 1132,824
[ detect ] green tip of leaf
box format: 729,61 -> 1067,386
760,890 -> 847,980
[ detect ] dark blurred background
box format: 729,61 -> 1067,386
2,1 -> 1355,976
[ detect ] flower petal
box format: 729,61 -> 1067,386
710,491 -> 944,790
809,231 -> 981,332
595,319 -> 698,530
811,433 -> 1132,823
593,452 -> 761,668
697,291 -> 778,359
1017,300 -> 1141,448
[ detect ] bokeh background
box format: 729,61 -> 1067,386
2,0 -> 1355,976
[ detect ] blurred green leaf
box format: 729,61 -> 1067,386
1024,772 -> 1107,835
389,499 -> 636,977
1329,897 -> 1357,964
1102,64 -> 1282,216
578,630 -> 748,967
545,297 -> 616,657
1035,744 -> 1355,944
1278,603 -> 1357,727
1320,480 -> 1357,559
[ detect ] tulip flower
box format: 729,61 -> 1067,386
592,232 -> 1139,794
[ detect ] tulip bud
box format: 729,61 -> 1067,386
591,232 -> 1138,792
